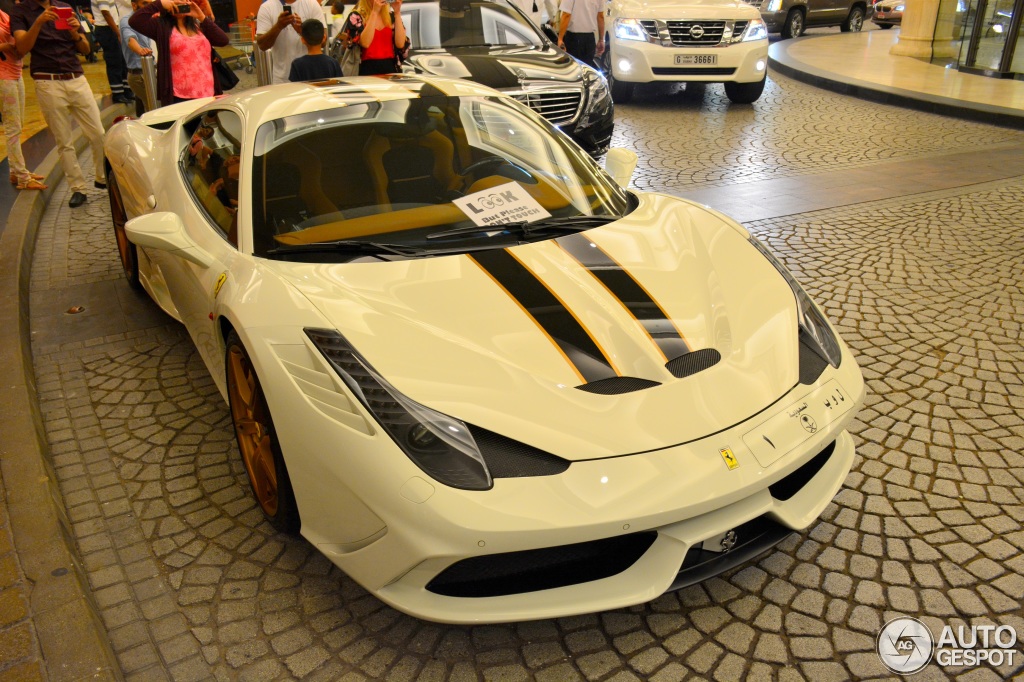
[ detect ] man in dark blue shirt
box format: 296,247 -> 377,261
289,18 -> 341,82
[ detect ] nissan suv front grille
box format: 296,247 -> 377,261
638,19 -> 750,46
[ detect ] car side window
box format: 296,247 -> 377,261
180,110 -> 243,247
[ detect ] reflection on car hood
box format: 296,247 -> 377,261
405,46 -> 584,89
613,0 -> 761,20
267,194 -> 800,461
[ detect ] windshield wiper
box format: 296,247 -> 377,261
266,240 -> 426,257
427,215 -> 622,241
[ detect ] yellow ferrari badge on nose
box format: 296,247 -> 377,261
214,272 -> 227,298
720,447 -> 739,470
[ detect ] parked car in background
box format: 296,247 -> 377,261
744,0 -> 868,37
604,0 -> 769,104
871,0 -> 901,28
399,0 -> 614,155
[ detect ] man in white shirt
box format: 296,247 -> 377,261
557,0 -> 603,69
256,0 -> 326,84
508,0 -> 556,30
91,0 -> 133,102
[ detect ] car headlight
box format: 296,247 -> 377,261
742,18 -> 768,41
894,4 -> 904,10
615,18 -> 650,42
305,328 -> 493,491
764,0 -> 782,11
580,67 -> 612,127
748,238 -> 842,369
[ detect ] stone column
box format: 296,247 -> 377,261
891,0 -> 961,59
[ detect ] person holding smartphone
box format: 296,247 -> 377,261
344,0 -> 405,75
128,0 -> 228,106
11,0 -> 108,207
255,0 -> 323,84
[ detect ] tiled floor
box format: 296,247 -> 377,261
22,68 -> 1024,680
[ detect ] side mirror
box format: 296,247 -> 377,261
605,147 -> 638,188
125,212 -> 215,268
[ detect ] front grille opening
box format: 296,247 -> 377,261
652,67 -> 738,76
470,426 -> 570,478
665,348 -> 721,378
768,440 -> 836,501
671,515 -> 791,591
427,532 -> 657,598
577,376 -> 661,394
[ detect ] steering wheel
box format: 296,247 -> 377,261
460,157 -> 537,191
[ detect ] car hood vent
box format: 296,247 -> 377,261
576,376 -> 661,394
666,348 -> 722,378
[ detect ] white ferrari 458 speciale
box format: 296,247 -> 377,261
103,74 -> 864,624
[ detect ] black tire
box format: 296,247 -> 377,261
724,76 -> 767,104
781,8 -> 805,38
225,331 -> 301,534
841,6 -> 865,31
106,168 -> 141,290
879,22 -> 893,28
610,76 -> 635,104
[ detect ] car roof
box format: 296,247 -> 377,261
217,75 -> 506,129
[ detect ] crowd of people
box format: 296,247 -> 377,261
0,0 -> 606,203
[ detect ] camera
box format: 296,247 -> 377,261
174,3 -> 191,13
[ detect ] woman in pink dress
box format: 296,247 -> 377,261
1,0 -> 46,190
129,0 -> 228,107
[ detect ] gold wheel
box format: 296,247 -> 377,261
225,332 -> 299,532
107,170 -> 140,288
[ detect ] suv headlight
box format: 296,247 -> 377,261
305,328 -> 493,490
748,238 -> 842,369
615,18 -> 650,42
742,18 -> 768,41
764,0 -> 782,11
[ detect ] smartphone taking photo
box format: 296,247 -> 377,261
174,3 -> 191,13
282,5 -> 292,14
54,6 -> 74,29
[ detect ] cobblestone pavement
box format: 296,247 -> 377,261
26,70 -> 1024,681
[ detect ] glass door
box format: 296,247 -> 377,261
958,0 -> 1024,76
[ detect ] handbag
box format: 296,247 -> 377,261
339,42 -> 361,77
211,48 -> 240,91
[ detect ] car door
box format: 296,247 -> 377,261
159,108 -> 246,377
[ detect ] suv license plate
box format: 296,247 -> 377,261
675,54 -> 717,65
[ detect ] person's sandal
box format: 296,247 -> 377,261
10,172 -> 45,185
16,178 -> 48,191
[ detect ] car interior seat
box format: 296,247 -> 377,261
362,97 -> 461,210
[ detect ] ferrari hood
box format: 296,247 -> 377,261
405,46 -> 584,89
268,194 -> 800,460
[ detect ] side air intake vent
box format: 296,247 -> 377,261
577,376 -> 661,394
469,426 -> 570,478
666,348 -> 722,378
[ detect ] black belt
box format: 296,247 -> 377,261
33,72 -> 81,81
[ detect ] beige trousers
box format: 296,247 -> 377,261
0,77 -> 30,183
33,75 -> 106,192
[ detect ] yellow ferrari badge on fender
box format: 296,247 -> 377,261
213,272 -> 227,298
720,447 -> 739,470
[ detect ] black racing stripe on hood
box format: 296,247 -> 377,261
469,249 -> 619,384
557,233 -> 690,362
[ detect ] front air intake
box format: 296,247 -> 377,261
665,348 -> 721,378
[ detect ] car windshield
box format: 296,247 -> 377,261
401,0 -> 544,49
251,81 -> 632,261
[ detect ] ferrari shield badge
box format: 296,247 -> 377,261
720,447 -> 739,470
213,272 -> 227,299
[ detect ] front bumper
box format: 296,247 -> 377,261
563,110 -> 614,156
262,328 -> 864,623
611,37 -> 768,84
761,10 -> 789,32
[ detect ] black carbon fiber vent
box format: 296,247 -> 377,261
576,376 -> 661,394
666,348 -> 722,378
469,426 -> 570,478
427,531 -> 658,598
769,440 -> 836,501
798,330 -> 829,385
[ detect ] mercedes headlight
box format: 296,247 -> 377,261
748,238 -> 842,369
580,66 -> 612,127
305,329 -> 492,491
742,18 -> 768,41
615,18 -> 650,42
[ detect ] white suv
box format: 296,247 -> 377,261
604,0 -> 769,103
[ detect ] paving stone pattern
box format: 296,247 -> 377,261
28,72 -> 1024,681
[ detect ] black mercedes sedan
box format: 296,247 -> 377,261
398,0 -> 614,155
